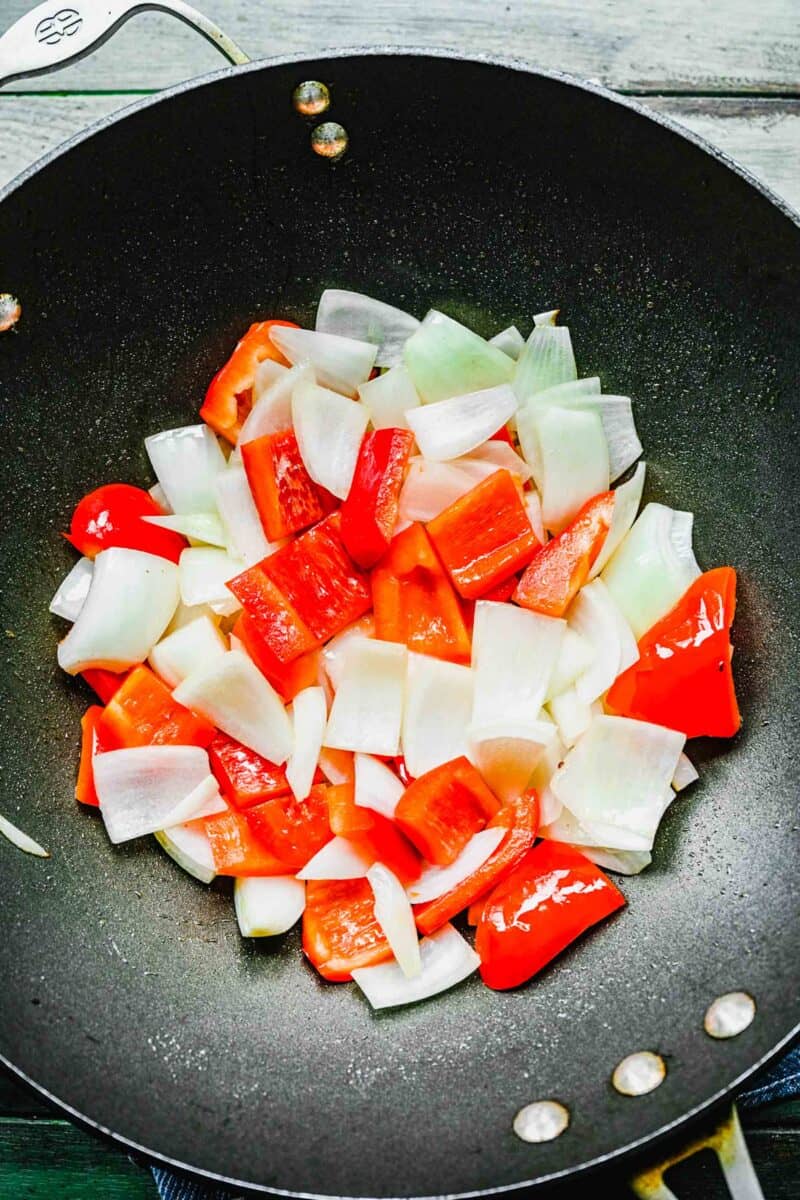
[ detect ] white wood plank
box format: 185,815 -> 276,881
1,95 -> 798,213
0,0 -> 797,94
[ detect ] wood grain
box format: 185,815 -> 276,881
0,0 -> 798,95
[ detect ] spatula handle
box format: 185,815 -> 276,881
630,1105 -> 764,1200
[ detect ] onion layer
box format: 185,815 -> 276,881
351,923 -> 479,1009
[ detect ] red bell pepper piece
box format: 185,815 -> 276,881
233,613 -> 320,702
65,483 -> 186,562
394,756 -> 500,867
478,575 -> 518,603
199,319 -> 297,443
427,469 -> 540,599
326,780 -> 373,836
514,490 -> 614,617
476,841 -> 625,990
241,430 -> 326,541
318,747 -> 355,785
414,788 -> 540,935
227,564 -> 317,664
246,784 -> 332,870
81,667 -> 130,704
74,706 -> 106,807
606,567 -> 741,738
371,523 -> 471,664
326,781 -> 421,885
340,428 -> 415,568
198,808 -> 288,877
302,879 -> 392,981
96,665 -> 215,750
489,423 -> 515,446
208,732 -> 291,810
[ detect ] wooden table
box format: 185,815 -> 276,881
0,1 -> 797,1195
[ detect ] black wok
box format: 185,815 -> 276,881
0,27 -> 798,1200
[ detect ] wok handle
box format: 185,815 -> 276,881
0,1 -> 249,88
630,1105 -> 764,1200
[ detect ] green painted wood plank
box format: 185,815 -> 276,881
0,1118 -> 157,1199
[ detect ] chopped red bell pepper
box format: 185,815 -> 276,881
233,613 -> 320,701
65,483 -> 186,562
606,567 -> 741,738
246,784 -> 332,870
414,788 -> 540,935
340,428 -> 415,568
318,747 -> 355,785
241,430 -> 326,541
478,575 -> 518,603
426,469 -> 540,599
199,319 -> 297,443
302,879 -> 392,981
489,423 -> 515,446
81,667 -> 130,704
74,706 -> 106,807
514,490 -> 614,617
325,781 -> 421,884
326,780 -> 373,836
227,563 -> 317,664
371,523 -> 471,664
208,732 -> 291,810
395,756 -> 500,867
476,841 -> 625,990
198,808 -> 289,877
96,664 -> 215,750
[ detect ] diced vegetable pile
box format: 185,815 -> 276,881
44,291 -> 741,1007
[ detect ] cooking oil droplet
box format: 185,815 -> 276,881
311,122 -> 348,160
292,80 -> 331,117
0,293 -> 21,331
513,1100 -> 570,1143
612,1051 -> 666,1096
704,992 -> 756,1039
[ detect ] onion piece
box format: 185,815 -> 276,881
518,379 -> 640,482
213,465 -> 277,566
405,384 -> 517,462
270,325 -> 377,397
252,357 -> 289,404
533,406 -> 610,533
580,845 -> 652,875
551,714 -> 685,851
601,502 -> 701,638
178,546 -> 243,615
234,876 -> 305,937
546,688 -> 593,748
285,686 -> 327,801
145,424 -> 227,514
533,309 -> 560,327
568,580 -> 638,704
148,482 -> 172,513
174,650 -> 293,764
324,640 -> 406,756
460,440 -> 532,483
316,289 -> 420,368
524,490 -> 546,546
513,325 -> 577,402
352,922 -> 479,1010
148,614 -> 228,688
368,863 -> 421,978
489,325 -> 525,360
404,310 -> 514,405
297,835 -> 373,880
317,748 -> 354,786
154,822 -> 216,884
49,556 -> 93,622
589,462 -> 646,580
672,752 -> 699,792
94,746 -> 211,844
292,378 -> 370,499
407,827 -> 506,904
402,653 -> 474,779
165,600 -> 221,635
0,813 -> 49,857
143,512 -> 227,547
468,720 -> 556,804
238,363 -> 313,445
472,601 -> 566,728
57,548 -> 179,675
321,616 -> 375,691
545,628 -> 596,701
358,365 -> 421,429
398,458 -> 479,523
163,775 -> 226,825
354,753 -> 405,819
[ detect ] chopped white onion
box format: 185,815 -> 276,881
234,876 -> 305,937
238,363 -> 314,445
148,482 -> 172,513
317,749 -> 354,786
213,465 -> 276,566
524,489 -> 546,546
367,863 -> 421,979
316,289 -> 420,368
672,752 -> 699,792
57,548 -> 179,675
588,396 -> 642,482
533,406 -> 610,533
285,686 -> 327,801
94,746 -> 211,844
518,379 -> 640,483
297,835 -> 373,880
589,462 -> 646,579
148,615 -> 228,688
49,556 -> 93,622
545,628 -> 596,701
602,502 -> 701,638
178,547 -> 243,616
568,580 -> 638,704
472,601 -> 566,728
404,310 -> 514,405
402,653 -> 474,779
145,424 -> 227,514
529,725 -> 567,798
154,822 -> 216,884
143,512 -> 226,547
321,617 -> 375,691
358,365 -> 421,429
174,650 -> 293,764
0,813 -> 49,857
540,806 -> 653,873
513,325 -> 577,402
533,309 -> 560,327
467,720 -> 555,803
162,775 -> 226,826
354,753 -> 405,819
407,827 -> 506,904
546,688 -> 594,748
269,325 -> 377,397
165,600 -> 221,635
292,377 -> 370,499
352,922 -> 479,1009
460,440 -> 532,483
324,639 -> 406,756
405,384 -> 517,462
398,458 -> 479,523
252,357 -> 289,403
581,846 -> 652,875
489,325 -> 525,359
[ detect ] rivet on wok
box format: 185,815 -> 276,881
0,293 -> 21,331
704,992 -> 756,1039
311,122 -> 348,160
512,1100 -> 570,1143
612,1051 -> 666,1096
293,80 -> 331,117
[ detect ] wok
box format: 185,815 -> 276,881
0,3 -> 798,1196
